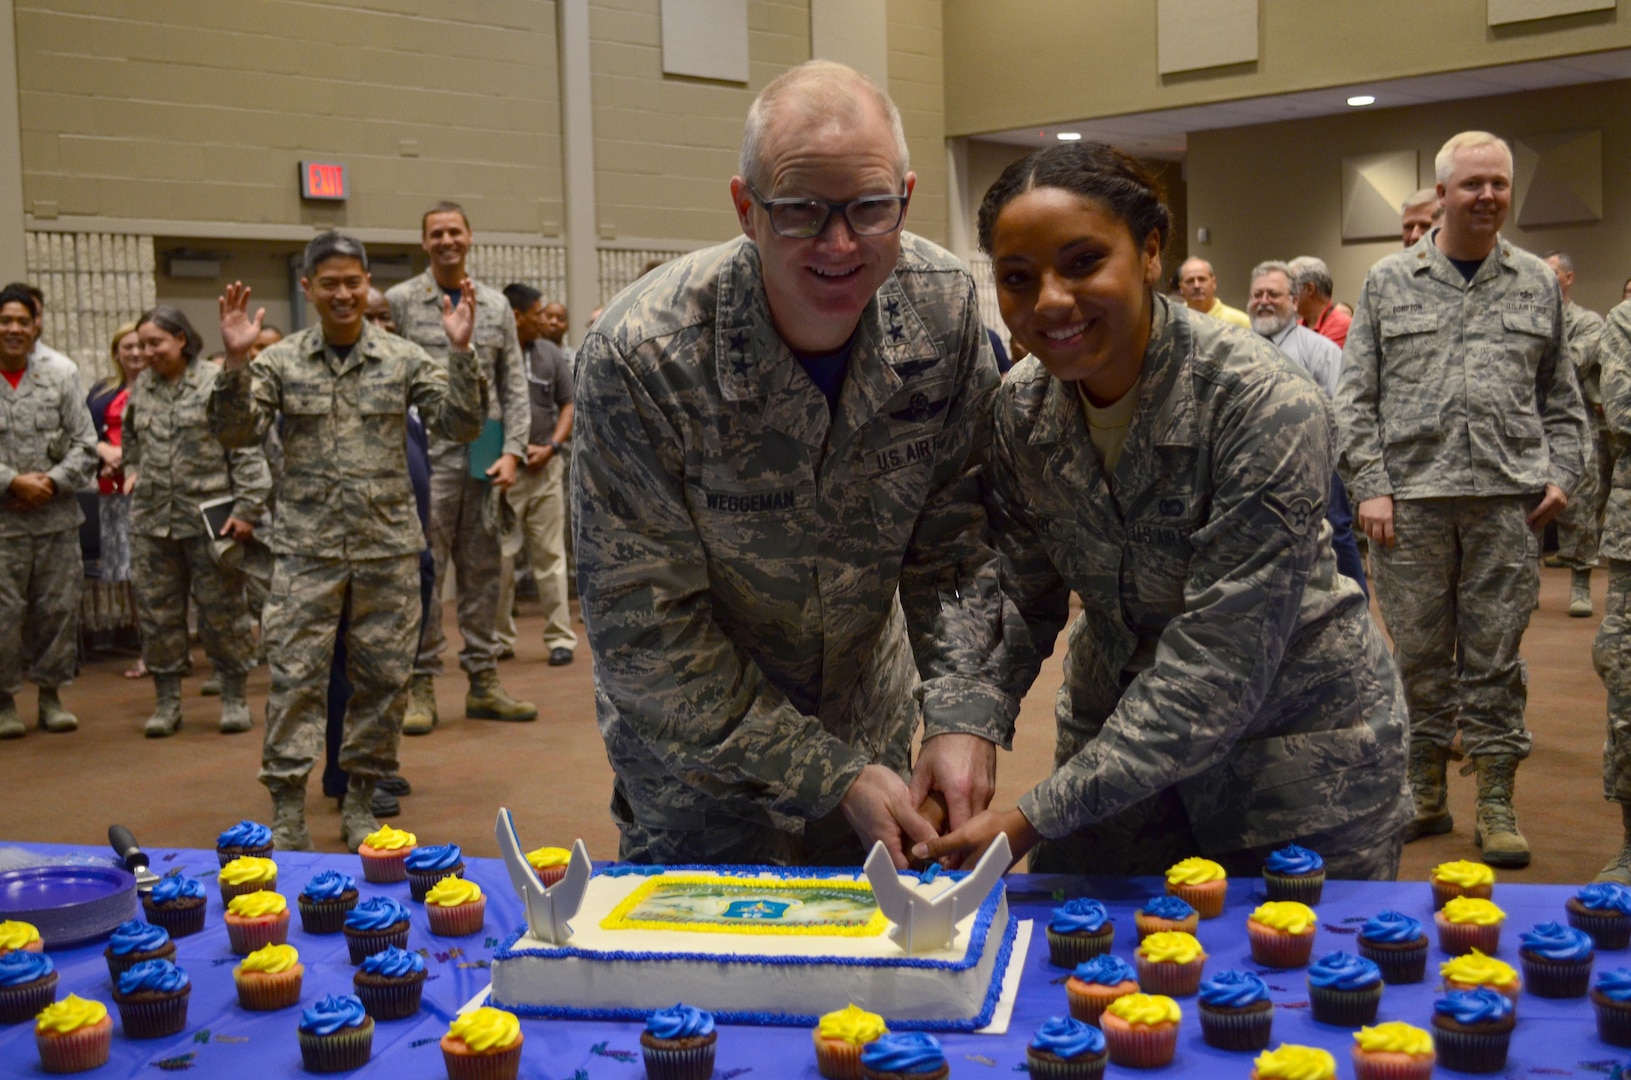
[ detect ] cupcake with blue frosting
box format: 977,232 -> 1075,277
641,1002 -> 717,1080
103,919 -> 173,980
1065,954 -> 1141,1026
140,874 -> 207,938
0,949 -> 58,1024
343,897 -> 411,965
1261,844 -> 1325,904
298,870 -> 360,935
404,843 -> 466,902
1305,951 -> 1383,1026
1047,898 -> 1114,967
860,1031 -> 948,1080
1356,910 -> 1428,984
1567,881 -> 1631,950
1025,1015 -> 1107,1079
111,959 -> 189,1039
1133,895 -> 1197,941
297,993 -> 374,1073
352,945 -> 427,1020
1594,967 -> 1631,1048
1197,970 -> 1273,1050
215,819 -> 273,866
1518,920 -> 1594,998
1431,987 -> 1514,1073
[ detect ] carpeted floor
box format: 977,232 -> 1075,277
3,565 -> 1620,885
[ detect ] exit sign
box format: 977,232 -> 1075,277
300,161 -> 348,201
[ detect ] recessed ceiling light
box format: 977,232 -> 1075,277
1057,132 -> 1083,141
1347,95 -> 1376,107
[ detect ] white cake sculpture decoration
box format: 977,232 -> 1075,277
495,808 -> 590,945
862,833 -> 1011,954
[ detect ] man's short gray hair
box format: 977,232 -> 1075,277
1544,250 -> 1575,274
1434,131 -> 1513,186
1249,260 -> 1294,288
1287,256 -> 1333,299
303,231 -> 369,277
739,60 -> 909,189
1400,187 -> 1444,219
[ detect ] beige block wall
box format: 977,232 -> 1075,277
944,0 -> 1631,136
888,0 -> 945,246
16,0 -> 562,234
1186,80 -> 1631,317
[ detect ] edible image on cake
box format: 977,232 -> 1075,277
600,876 -> 890,937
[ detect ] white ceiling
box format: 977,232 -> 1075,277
976,49 -> 1631,158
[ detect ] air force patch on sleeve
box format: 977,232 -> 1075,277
1262,491 -> 1323,536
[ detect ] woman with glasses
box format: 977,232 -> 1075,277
916,143 -> 1410,879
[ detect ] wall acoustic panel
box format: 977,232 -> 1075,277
1488,0 -> 1614,26
1341,150 -> 1420,242
1514,129 -> 1603,227
1157,0 -> 1259,75
661,0 -> 750,83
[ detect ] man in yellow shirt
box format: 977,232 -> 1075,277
1177,258 -> 1250,329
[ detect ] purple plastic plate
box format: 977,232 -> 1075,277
0,864 -> 138,948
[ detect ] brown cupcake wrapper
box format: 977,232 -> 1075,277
1593,991 -> 1631,1048
345,925 -> 411,965
298,894 -> 358,935
1198,1003 -> 1274,1051
1247,923 -> 1315,969
1135,955 -> 1205,996
0,971 -> 58,1024
1431,880 -> 1492,911
1435,917 -> 1501,957
1024,1046 -> 1109,1079
1349,1046 -> 1436,1080
1133,913 -> 1198,942
219,878 -> 276,905
34,1017 -> 112,1074
407,864 -> 466,903
1357,938 -> 1428,984
1431,1021 -> 1511,1073
1103,1022 -> 1178,1069
299,1020 -> 374,1073
225,912 -> 290,956
1308,982 -> 1383,1026
105,942 -> 177,980
359,849 -> 410,884
442,1040 -> 524,1080
1519,953 -> 1593,998
233,967 -> 304,1011
114,985 -> 190,1039
643,1039 -> 718,1080
1567,906 -> 1631,951
427,898 -> 486,938
1046,927 -> 1115,967
1262,871 -> 1326,905
216,843 -> 274,868
141,898 -> 206,938
1167,881 -> 1225,919
813,1034 -> 866,1080
352,975 -> 426,1021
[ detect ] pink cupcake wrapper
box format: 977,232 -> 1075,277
1167,882 -> 1225,919
225,913 -> 290,956
1435,916 -> 1501,957
427,898 -> 486,938
1431,880 -> 1491,911
1104,1022 -> 1179,1069
1135,955 -> 1205,996
35,1018 -> 112,1074
234,969 -> 304,1011
1349,1046 -> 1436,1080
1247,923 -> 1315,969
442,1041 -> 523,1080
360,850 -> 410,884
219,878 -> 276,904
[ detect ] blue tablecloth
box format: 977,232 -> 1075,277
1,843 -> 1626,1078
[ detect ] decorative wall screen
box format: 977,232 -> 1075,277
467,244 -> 567,306
24,232 -> 156,387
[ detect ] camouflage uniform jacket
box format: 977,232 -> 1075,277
125,358 -> 270,538
0,353 -> 97,537
573,233 -> 1019,835
207,322 -> 482,559
386,269 -> 527,466
992,296 -> 1408,849
1566,299 -> 1607,432
1593,301 -> 1631,560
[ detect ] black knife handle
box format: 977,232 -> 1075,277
109,825 -> 148,872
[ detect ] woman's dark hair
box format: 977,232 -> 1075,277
137,304 -> 204,362
977,142 -> 1171,256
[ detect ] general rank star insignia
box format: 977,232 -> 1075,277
727,331 -> 750,378
1263,491 -> 1322,536
890,392 -> 948,423
888,323 -> 905,342
884,299 -> 900,317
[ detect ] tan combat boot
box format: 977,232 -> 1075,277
218,671 -> 252,734
144,676 -> 183,738
1472,754 -> 1531,868
1403,738 -> 1453,842
1596,803 -> 1631,885
402,674 -> 438,736
465,669 -> 537,722
38,688 -> 78,733
269,780 -> 314,852
341,775 -> 382,853
0,695 -> 22,740
1570,569 -> 1594,618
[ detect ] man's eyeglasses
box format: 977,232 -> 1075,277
746,184 -> 909,239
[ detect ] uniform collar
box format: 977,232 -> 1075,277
303,321 -> 380,375
1415,228 -> 1513,289
0,356 -> 36,398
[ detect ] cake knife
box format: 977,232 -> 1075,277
108,824 -> 160,894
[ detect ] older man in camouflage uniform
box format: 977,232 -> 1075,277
388,203 -> 536,730
1338,131 -> 1590,868
211,232 -> 483,851
0,284 -> 97,739
574,60 -> 1016,869
1590,299 -> 1631,883
1542,251 -> 1608,617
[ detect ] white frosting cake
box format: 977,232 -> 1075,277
489,865 -> 1016,1030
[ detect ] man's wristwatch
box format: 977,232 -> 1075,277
547,439 -> 562,452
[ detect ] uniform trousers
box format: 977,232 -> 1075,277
496,453 -> 577,653
0,528 -> 81,696
1591,560 -> 1631,804
131,533 -> 254,678
1557,428 -> 1613,570
414,465 -> 502,678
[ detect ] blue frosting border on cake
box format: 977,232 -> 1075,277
489,864 -> 1011,1032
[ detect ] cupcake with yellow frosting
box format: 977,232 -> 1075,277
525,846 -> 572,888
441,1005 -> 524,1080
218,854 -> 277,905
1099,993 -> 1180,1069
1439,950 -> 1521,1005
1164,858 -> 1227,919
1135,930 -> 1207,996
1430,860 -> 1494,910
0,920 -> 43,956
33,995 -> 112,1073
1249,1044 -> 1335,1080
425,876 -> 486,937
1434,896 -> 1505,957
1246,901 -> 1318,969
1351,1022 -> 1434,1080
812,1003 -> 886,1080
224,890 -> 290,956
358,825 -> 417,884
233,942 -> 303,1011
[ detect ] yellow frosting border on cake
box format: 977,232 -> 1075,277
599,874 -> 890,938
